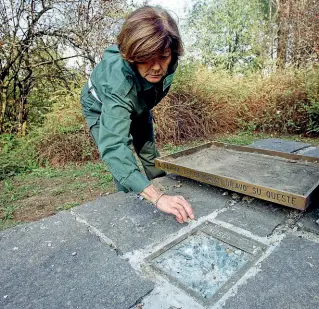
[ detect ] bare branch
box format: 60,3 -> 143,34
30,54 -> 85,68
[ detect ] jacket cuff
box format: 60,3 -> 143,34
122,170 -> 151,193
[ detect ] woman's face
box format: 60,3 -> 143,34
135,48 -> 172,83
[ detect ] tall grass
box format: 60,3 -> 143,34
36,90 -> 99,166
153,65 -> 319,143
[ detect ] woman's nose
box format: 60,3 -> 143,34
151,60 -> 161,70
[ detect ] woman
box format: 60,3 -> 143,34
80,6 -> 194,224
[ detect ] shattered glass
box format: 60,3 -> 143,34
153,231 -> 249,299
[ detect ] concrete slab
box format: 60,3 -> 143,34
73,175 -> 229,254
0,212 -> 153,309
153,175 -> 229,216
296,146 -> 319,158
215,200 -> 289,237
223,235 -> 319,309
299,205 -> 319,234
249,138 -> 311,153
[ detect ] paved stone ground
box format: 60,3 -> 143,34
0,139 -> 318,309
249,138 -> 311,153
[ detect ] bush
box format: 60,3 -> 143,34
306,99 -> 319,133
35,89 -> 99,166
153,64 -> 319,144
0,87 -> 98,176
0,133 -> 39,180
37,130 -> 99,167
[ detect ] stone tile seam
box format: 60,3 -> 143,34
291,230 -> 319,243
128,289 -> 155,309
265,209 -> 303,238
208,232 -> 287,309
286,211 -> 319,235
212,216 -> 312,251
266,216 -> 291,238
132,220 -> 286,309
124,208 -> 271,309
70,209 -> 123,256
300,226 -> 319,236
208,215 -> 319,308
136,275 -> 206,309
123,207 -> 232,282
267,222 -> 282,237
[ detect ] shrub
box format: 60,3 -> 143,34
37,130 -> 99,167
35,89 -> 99,166
306,99 -> 319,133
153,64 -> 319,144
0,133 -> 39,180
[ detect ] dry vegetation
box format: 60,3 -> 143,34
37,131 -> 100,167
35,65 -> 319,166
154,66 -> 319,144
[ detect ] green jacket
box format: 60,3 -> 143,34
81,45 -> 177,193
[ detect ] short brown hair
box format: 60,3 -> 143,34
117,6 -> 183,63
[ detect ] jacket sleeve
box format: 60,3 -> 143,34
97,89 -> 151,193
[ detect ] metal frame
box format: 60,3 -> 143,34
146,221 -> 267,307
155,141 -> 319,210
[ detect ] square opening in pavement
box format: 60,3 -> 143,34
147,222 -> 266,306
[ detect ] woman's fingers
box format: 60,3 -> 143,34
175,196 -> 194,220
156,194 -> 195,224
168,207 -> 184,223
176,216 -> 184,224
174,203 -> 189,223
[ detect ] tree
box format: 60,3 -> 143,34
186,0 -> 318,71
0,0 -> 126,134
273,0 -> 319,68
186,0 -> 266,71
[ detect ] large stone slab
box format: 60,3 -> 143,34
249,138 -> 311,153
215,200 -> 289,237
0,212 -> 153,309
297,147 -> 319,158
154,175 -> 229,216
299,204 -> 319,234
223,235 -> 319,309
73,175 -> 229,254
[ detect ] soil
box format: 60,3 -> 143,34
1,176 -> 114,225
168,145 -> 319,195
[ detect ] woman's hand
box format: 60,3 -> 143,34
140,184 -> 195,223
155,194 -> 194,223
